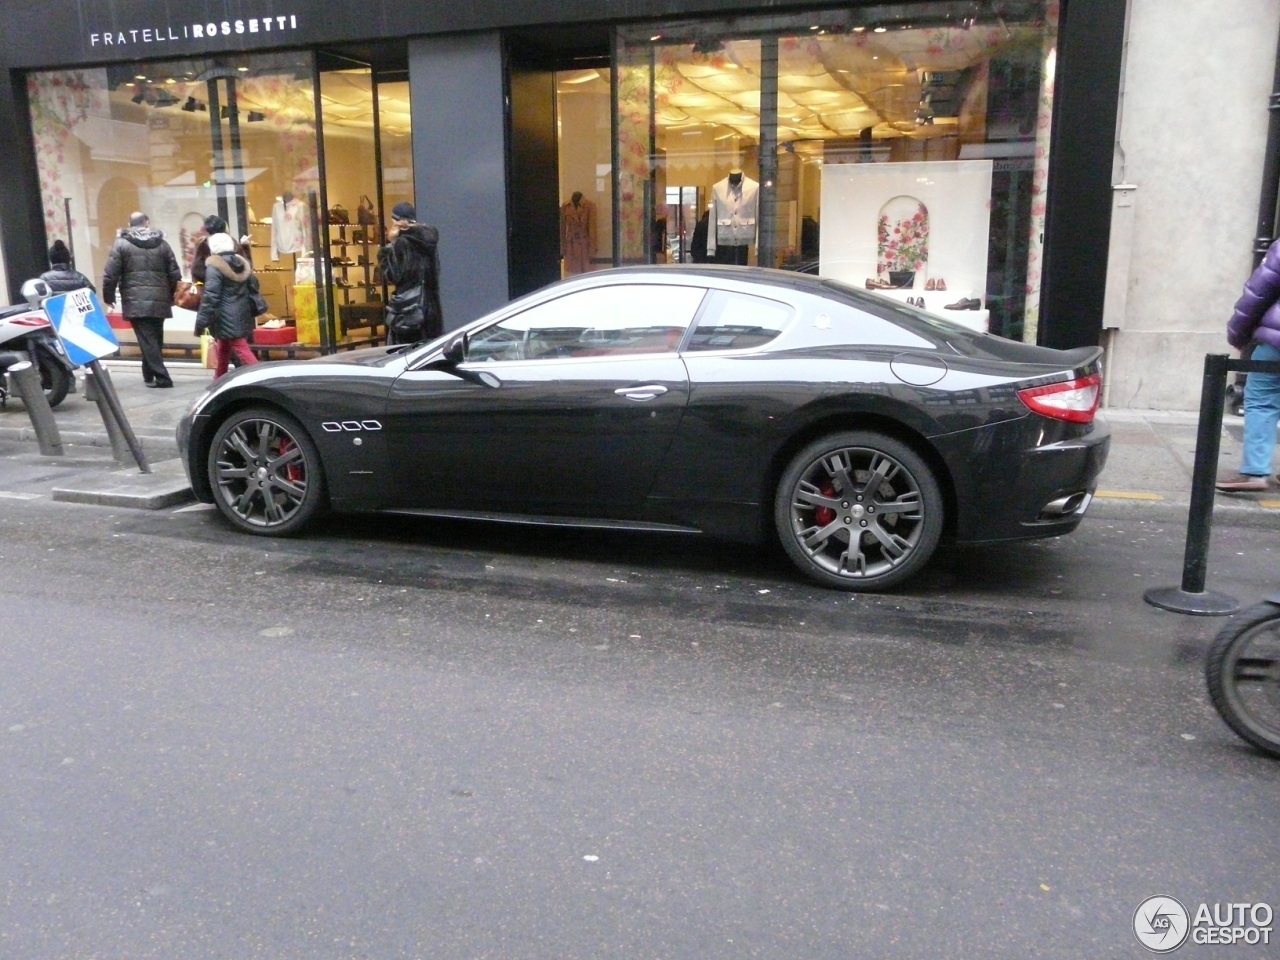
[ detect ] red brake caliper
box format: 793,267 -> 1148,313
278,438 -> 303,483
814,482 -> 837,526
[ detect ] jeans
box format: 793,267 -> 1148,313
1241,341 -> 1280,477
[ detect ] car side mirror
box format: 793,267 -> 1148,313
442,334 -> 466,365
431,332 -> 500,388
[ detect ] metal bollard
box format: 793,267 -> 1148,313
83,366 -> 132,464
7,361 -> 63,456
1144,354 -> 1240,615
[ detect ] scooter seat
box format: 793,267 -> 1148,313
0,303 -> 36,321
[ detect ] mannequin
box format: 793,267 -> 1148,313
271,191 -> 308,259
706,168 -> 759,265
561,191 -> 597,275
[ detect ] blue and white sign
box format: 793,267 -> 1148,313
44,290 -> 118,366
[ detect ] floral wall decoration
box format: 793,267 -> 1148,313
1023,0 -> 1060,344
27,70 -> 101,241
877,196 -> 930,278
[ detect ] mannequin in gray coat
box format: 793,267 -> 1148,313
102,212 -> 180,388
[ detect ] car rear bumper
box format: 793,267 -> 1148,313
944,413 -> 1111,545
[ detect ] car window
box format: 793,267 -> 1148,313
465,284 -> 706,362
685,290 -> 793,352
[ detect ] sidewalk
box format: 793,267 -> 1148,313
0,358 -> 1278,525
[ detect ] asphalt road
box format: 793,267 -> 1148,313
1,495 -> 1277,959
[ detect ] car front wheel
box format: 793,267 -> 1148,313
207,406 -> 326,536
775,431 -> 943,591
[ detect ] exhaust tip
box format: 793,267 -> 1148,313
1040,492 -> 1087,519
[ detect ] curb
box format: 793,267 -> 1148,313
50,483 -> 194,510
1087,494 -> 1280,530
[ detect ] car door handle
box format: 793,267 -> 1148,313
615,384 -> 668,401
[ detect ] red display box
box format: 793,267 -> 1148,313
254,325 -> 296,345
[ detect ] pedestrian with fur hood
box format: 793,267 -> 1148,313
1216,240 -> 1280,492
190,214 -> 252,285
102,211 -> 180,388
194,232 -> 259,377
41,240 -> 95,294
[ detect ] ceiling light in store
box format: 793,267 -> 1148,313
852,26 -> 866,32
873,26 -> 887,33
649,34 -> 662,42
238,66 -> 249,72
135,74 -> 147,80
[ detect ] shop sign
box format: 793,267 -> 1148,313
88,13 -> 300,50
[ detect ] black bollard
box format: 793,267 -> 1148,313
1144,354 -> 1240,615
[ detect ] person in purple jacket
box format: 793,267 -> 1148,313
1217,241 -> 1280,491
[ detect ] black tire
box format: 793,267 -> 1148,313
38,354 -> 71,409
1205,601 -> 1280,759
207,406 -> 327,536
775,430 -> 944,591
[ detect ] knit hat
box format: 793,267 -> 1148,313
48,239 -> 72,266
391,202 -> 416,221
207,232 -> 235,255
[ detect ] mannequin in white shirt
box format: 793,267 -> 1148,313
706,168 -> 759,265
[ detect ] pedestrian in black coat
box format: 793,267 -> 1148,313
101,212 -> 180,388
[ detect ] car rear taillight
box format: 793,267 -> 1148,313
1017,373 -> 1101,424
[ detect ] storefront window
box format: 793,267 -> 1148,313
26,50 -> 419,355
557,69 -> 612,275
27,52 -> 321,351
615,1 -> 1058,342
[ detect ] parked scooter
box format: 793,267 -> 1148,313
0,279 -> 75,407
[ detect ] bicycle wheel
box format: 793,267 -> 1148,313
1205,601 -> 1280,758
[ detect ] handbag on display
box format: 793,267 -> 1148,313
174,280 -> 203,310
357,194 -> 377,227
328,204 -> 349,225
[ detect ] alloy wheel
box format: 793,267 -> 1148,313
209,409 -> 325,535
776,431 -> 942,591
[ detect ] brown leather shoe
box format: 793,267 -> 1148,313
1215,473 -> 1269,492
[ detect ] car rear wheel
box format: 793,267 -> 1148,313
775,431 -> 943,591
207,406 -> 326,536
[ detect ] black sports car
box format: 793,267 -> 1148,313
177,266 -> 1109,591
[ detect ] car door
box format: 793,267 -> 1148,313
383,282 -> 707,515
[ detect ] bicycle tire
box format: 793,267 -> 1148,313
1205,600 -> 1280,759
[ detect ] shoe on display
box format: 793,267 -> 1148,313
944,297 -> 981,310
936,278 -> 947,291
925,279 -> 936,291
1215,473 -> 1269,492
